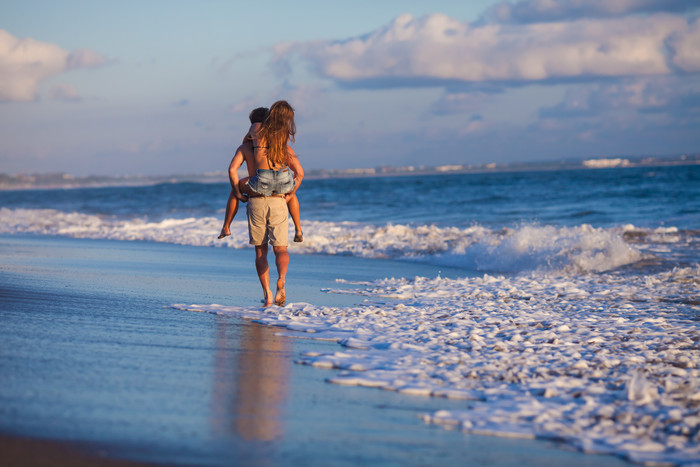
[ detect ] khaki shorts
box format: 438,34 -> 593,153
246,196 -> 289,246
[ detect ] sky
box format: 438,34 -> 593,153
1,0 -> 699,176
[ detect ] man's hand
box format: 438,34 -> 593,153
236,192 -> 249,202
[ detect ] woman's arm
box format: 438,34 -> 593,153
242,122 -> 261,144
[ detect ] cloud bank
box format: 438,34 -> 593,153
481,0 -> 699,24
275,9 -> 699,88
266,1 -> 699,167
0,29 -> 108,102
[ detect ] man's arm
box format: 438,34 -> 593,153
286,147 -> 304,198
228,145 -> 247,201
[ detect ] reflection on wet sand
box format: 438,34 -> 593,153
212,316 -> 290,442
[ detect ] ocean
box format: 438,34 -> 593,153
1,164 -> 699,464
2,165 -> 698,275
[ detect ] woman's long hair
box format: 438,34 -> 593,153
258,100 -> 296,167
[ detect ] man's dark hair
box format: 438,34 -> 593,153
249,107 -> 269,124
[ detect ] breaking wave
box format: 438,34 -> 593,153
0,207 -> 683,274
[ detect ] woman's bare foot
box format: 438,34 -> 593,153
218,227 -> 230,239
274,279 -> 286,306
294,230 -> 303,243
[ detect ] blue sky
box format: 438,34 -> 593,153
1,0 -> 699,176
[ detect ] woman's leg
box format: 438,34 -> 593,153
239,177 -> 254,197
218,177 -> 250,239
218,189 -> 238,239
286,194 -> 302,242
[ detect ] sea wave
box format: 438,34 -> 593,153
0,207 -> 686,274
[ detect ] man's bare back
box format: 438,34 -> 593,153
239,141 -> 258,179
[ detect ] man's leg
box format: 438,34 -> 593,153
273,246 -> 289,306
255,244 -> 273,306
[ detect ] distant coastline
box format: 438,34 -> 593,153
1,153 -> 697,191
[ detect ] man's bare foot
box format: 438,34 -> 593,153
262,289 -> 273,307
294,230 -> 303,243
274,279 -> 286,306
218,228 -> 230,239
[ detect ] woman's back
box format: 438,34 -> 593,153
256,100 -> 295,171
250,123 -> 288,171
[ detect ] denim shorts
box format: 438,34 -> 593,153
246,168 -> 295,196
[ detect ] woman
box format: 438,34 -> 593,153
218,101 -> 304,242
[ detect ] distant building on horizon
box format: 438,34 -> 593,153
583,158 -> 631,169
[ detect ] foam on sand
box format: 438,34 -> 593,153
173,265 -> 700,465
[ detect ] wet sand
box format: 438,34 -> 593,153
0,434 -> 159,467
0,235 -> 631,466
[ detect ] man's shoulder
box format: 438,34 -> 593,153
237,141 -> 254,155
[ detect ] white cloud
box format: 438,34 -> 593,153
668,17 -> 700,73
66,48 -> 108,69
270,83 -> 327,118
279,12 -> 699,87
430,91 -> 491,115
48,83 -> 81,102
481,0 -> 699,24
459,115 -> 487,135
0,29 -> 107,102
228,84 -> 327,121
227,96 -> 262,116
539,76 -> 700,120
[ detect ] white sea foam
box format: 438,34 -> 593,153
173,265 -> 700,464
0,207 -> 651,274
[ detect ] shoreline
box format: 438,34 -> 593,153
0,235 -> 636,466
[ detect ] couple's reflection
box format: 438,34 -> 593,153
213,316 -> 290,442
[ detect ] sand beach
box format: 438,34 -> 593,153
0,234 -> 636,466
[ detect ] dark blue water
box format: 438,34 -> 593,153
1,165 -> 698,230
302,166 -> 699,229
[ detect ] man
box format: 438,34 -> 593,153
224,107 -> 303,306
218,107 -> 303,241
247,193 -> 290,307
